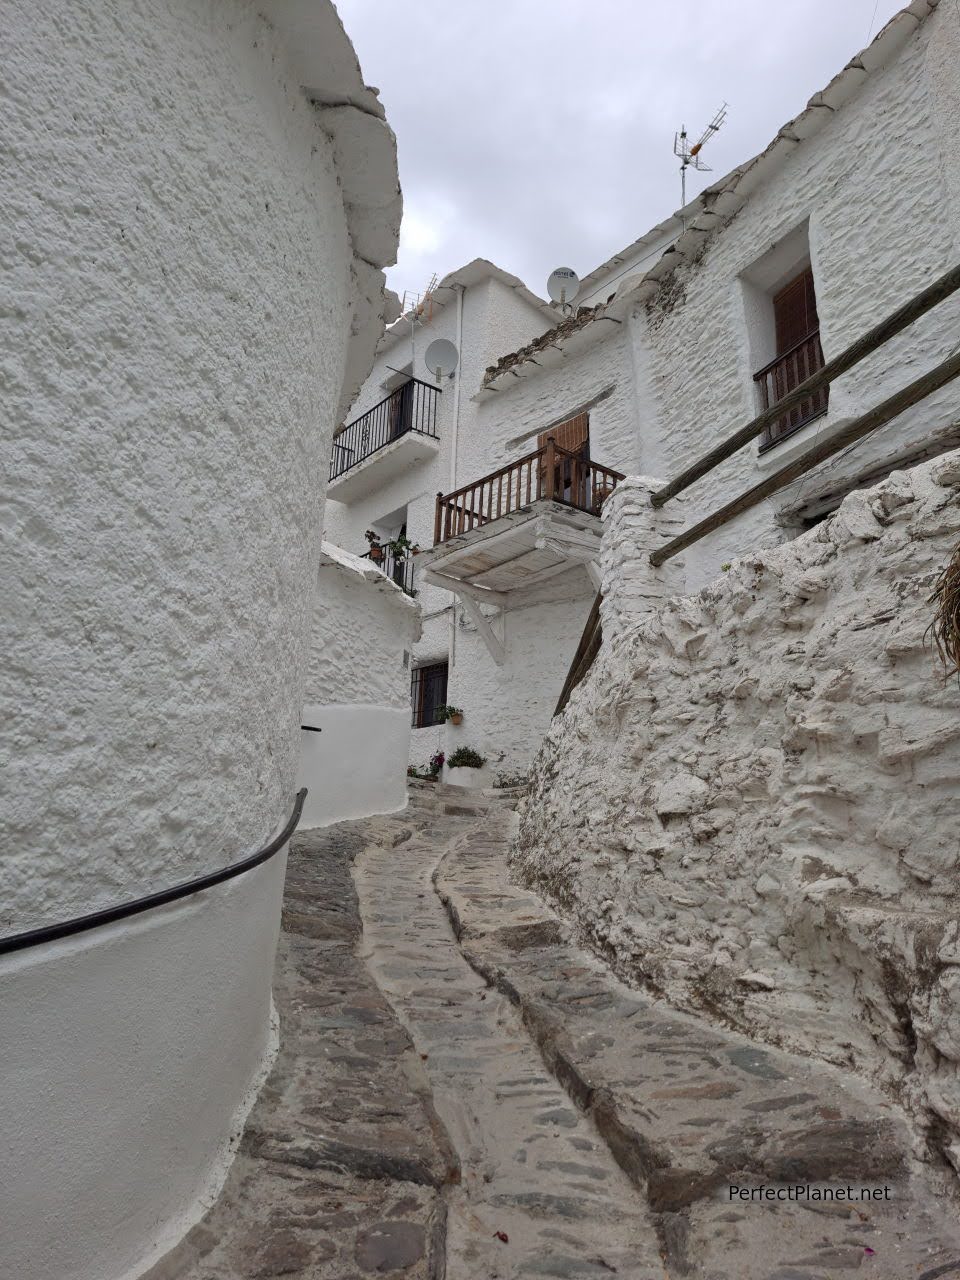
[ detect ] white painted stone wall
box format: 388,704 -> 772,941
442,577 -> 595,782
626,1 -> 960,589
0,3 -> 398,1278
325,272 -> 562,771
516,449 -> 960,1173
297,544 -> 419,826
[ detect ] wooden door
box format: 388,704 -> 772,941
538,413 -> 589,504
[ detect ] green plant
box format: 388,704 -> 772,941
436,704 -> 464,721
385,533 -> 415,558
720,562 -> 731,572
447,746 -> 486,769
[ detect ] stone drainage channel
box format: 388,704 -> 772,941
353,799 -> 664,1280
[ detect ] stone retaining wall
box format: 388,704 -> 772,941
515,447 -> 960,1174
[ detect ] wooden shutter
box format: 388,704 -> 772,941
773,268 -> 819,355
538,412 -> 589,454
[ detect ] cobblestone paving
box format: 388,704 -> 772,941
355,794 -> 664,1279
147,785 -> 960,1279
144,825 -> 452,1280
432,798 -> 960,1280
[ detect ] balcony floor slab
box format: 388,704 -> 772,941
327,430 -> 440,503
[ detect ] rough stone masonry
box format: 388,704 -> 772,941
515,446 -> 960,1178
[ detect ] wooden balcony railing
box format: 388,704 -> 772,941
433,439 -> 624,545
330,378 -> 440,481
754,330 -> 828,450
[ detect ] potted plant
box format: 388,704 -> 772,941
437,704 -> 464,726
385,532 -> 414,560
365,530 -> 383,562
428,751 -> 445,778
444,746 -> 489,790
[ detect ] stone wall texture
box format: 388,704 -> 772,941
305,545 -> 419,711
515,448 -> 960,1173
2,0 -> 365,929
629,2 -> 960,590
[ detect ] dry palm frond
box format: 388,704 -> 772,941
927,541 -> 960,682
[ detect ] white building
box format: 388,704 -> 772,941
324,259 -> 565,782
331,0 -> 958,781
0,5 -> 399,1279
297,542 -> 420,827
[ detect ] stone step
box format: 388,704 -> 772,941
435,825 -> 960,1279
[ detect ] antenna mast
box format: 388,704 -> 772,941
674,103 -> 727,206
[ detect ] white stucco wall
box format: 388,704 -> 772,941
325,272 -> 558,770
297,544 -> 419,826
628,2 -> 960,589
517,448 -> 960,1173
443,579 -> 596,781
1,3 -> 398,1277
1,855 -> 286,1280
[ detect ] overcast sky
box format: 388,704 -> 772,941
337,0 -> 905,305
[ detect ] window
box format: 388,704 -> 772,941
754,266 -> 828,450
411,661 -> 448,728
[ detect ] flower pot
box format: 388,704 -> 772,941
449,713 -> 463,726
442,763 -> 491,790
369,546 -> 383,563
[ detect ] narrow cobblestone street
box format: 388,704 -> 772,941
354,796 -> 661,1278
153,783 -> 960,1280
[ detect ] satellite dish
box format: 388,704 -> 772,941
424,337 -> 459,383
547,267 -> 580,308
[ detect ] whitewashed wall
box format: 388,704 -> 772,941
325,274 -> 555,768
0,3 -> 397,1278
298,544 -> 419,825
517,449 -> 960,1174
444,577 -> 595,781
629,2 -> 960,588
469,328 -> 640,477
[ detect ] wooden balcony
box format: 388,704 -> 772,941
417,441 -> 624,657
754,330 -> 829,451
433,440 -> 623,544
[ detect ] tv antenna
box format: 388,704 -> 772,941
674,103 -> 727,206
546,267 -> 580,313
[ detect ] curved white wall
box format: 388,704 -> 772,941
1,3 -> 398,1277
0,855 -> 286,1280
298,704 -> 411,826
298,544 -> 419,826
3,0 -> 351,929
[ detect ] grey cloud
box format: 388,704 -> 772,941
336,0 -> 903,299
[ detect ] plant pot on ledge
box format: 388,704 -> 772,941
443,764 -> 491,790
449,713 -> 463,726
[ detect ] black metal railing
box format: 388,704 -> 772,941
754,330 -> 829,450
331,378 -> 440,481
0,790 -> 306,956
364,546 -> 417,597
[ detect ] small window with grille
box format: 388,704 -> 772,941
411,661 -> 448,728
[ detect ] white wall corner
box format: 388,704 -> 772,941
599,476 -> 687,641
